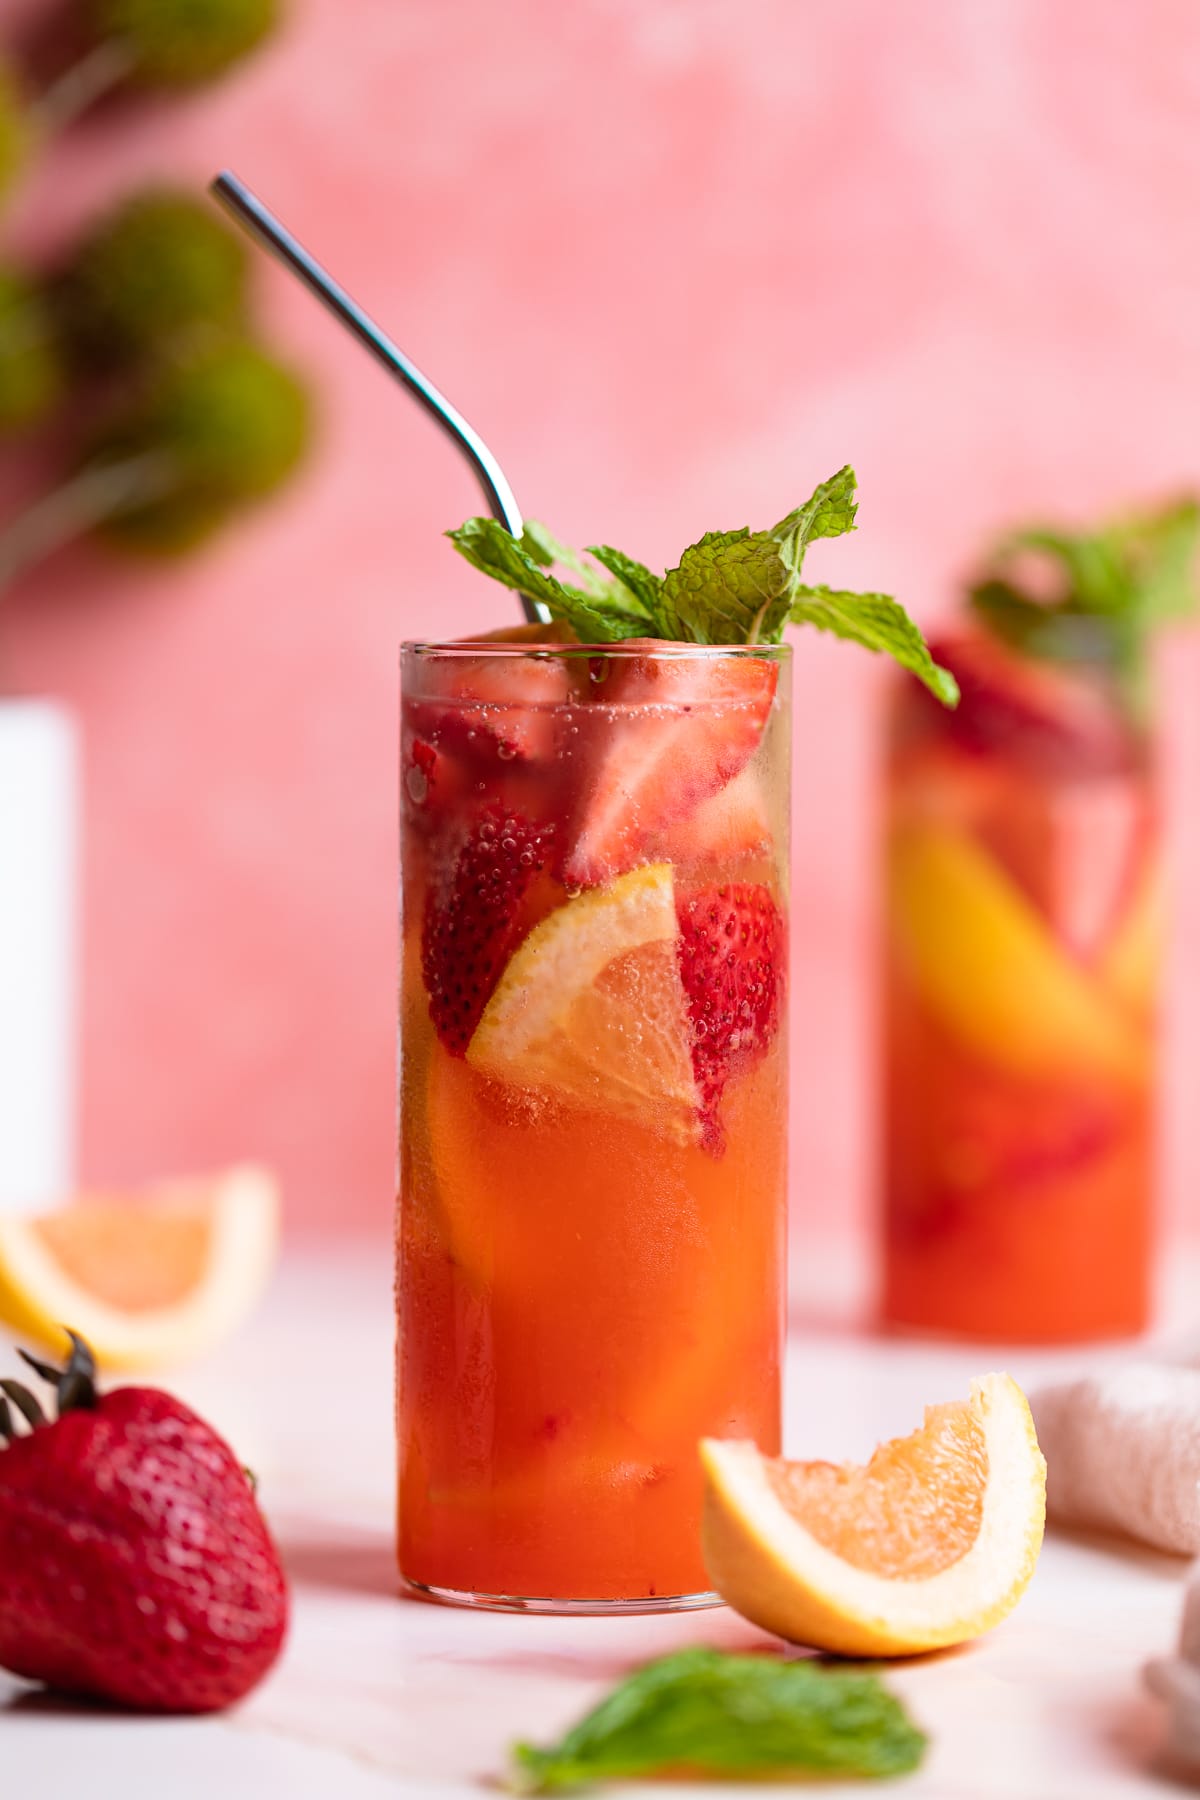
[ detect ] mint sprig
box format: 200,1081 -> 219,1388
968,496 -> 1200,718
509,1647 -> 927,1792
788,586 -> 961,706
447,466 -> 958,704
448,516 -> 641,643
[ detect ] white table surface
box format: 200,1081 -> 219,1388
2,1239 -> 1197,1800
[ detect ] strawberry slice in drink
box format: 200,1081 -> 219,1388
649,765 -> 773,871
408,647 -> 573,766
923,633 -> 1136,779
676,881 -> 786,1149
562,646 -> 778,888
422,804 -> 558,1054
1046,779 -> 1156,962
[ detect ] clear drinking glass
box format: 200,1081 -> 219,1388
397,639 -> 790,1610
880,625 -> 1158,1341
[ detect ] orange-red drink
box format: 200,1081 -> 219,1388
398,641 -> 790,1608
881,628 -> 1158,1342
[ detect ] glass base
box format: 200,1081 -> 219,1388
405,1578 -> 723,1616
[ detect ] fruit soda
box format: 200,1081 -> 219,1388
397,639 -> 790,1606
881,629 -> 1158,1342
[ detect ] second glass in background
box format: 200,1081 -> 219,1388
880,624 -> 1159,1341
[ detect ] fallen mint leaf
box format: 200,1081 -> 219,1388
509,1646 -> 927,1792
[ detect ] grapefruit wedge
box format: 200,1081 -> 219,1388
0,1165 -> 279,1370
701,1373 -> 1045,1657
466,862 -> 701,1142
890,823 -> 1148,1088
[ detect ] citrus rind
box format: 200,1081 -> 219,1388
701,1372 -> 1046,1657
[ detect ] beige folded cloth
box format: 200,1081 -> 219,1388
1031,1364 -> 1200,1555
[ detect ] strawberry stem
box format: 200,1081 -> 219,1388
0,1378 -> 45,1429
17,1349 -> 61,1384
56,1332 -> 98,1414
3,1332 -> 99,1432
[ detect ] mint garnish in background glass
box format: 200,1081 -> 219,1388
966,495 -> 1200,721
449,464 -> 960,707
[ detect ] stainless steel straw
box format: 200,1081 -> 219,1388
210,170 -> 541,624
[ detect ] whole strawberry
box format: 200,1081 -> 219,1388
0,1333 -> 288,1712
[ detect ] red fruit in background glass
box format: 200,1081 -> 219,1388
676,882 -> 785,1148
922,633 -> 1136,778
422,804 -> 555,1054
0,1337 -> 287,1713
563,648 -> 778,887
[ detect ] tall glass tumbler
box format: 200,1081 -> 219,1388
397,640 -> 790,1610
880,626 -> 1158,1342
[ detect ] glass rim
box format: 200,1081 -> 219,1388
401,639 -> 792,660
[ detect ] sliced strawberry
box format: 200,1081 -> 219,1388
676,882 -> 786,1149
422,805 -> 556,1054
651,765 -> 773,870
409,650 -> 574,765
1046,780 -> 1155,959
402,733 -> 453,830
917,633 -> 1137,779
563,648 -> 778,887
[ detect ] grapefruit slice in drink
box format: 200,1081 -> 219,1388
466,861 -> 701,1141
702,1373 -> 1045,1656
0,1166 -> 279,1370
890,822 -> 1148,1087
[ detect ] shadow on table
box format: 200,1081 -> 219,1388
1088,1686 -> 1200,1792
1043,1520 -> 1190,1579
281,1524 -> 401,1600
1,1688 -> 159,1720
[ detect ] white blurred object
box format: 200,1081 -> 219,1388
0,699 -> 76,1213
1145,1562 -> 1200,1776
1031,1364 -> 1200,1554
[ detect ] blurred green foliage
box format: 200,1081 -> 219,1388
94,340 -> 313,550
0,59 -> 27,202
62,192 -> 250,369
0,268 -> 63,432
87,0 -> 280,87
0,0 -> 314,581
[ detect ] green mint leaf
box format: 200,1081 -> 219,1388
970,495 -> 1199,719
969,578 -> 1124,666
659,527 -> 789,644
585,543 -> 664,622
448,466 -> 956,702
653,467 -> 954,696
509,1647 -> 927,1792
657,467 -> 862,647
447,518 -> 640,643
789,584 -> 960,705
1110,497 -> 1200,628
772,461 -> 859,570
1002,526 -> 1129,616
522,521 -> 620,603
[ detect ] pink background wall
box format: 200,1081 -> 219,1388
3,0 -> 1199,1238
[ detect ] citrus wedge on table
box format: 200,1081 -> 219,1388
466,860 -> 701,1141
701,1373 -> 1046,1657
0,1165 -> 279,1370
